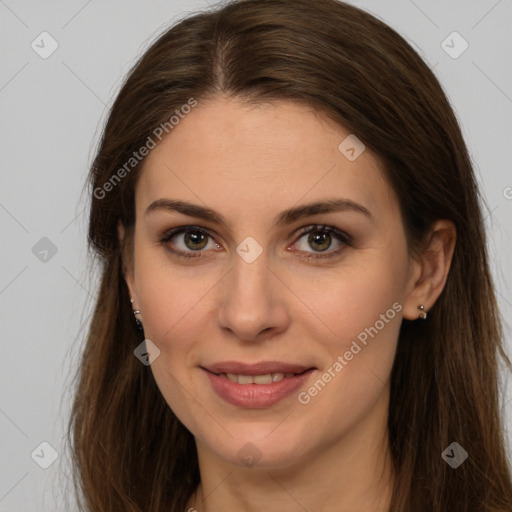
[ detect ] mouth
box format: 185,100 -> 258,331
203,368 -> 310,385
201,361 -> 317,408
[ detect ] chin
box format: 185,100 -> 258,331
199,421 -> 317,470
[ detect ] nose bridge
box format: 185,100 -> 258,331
232,249 -> 270,301
216,243 -> 287,340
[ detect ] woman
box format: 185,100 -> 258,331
67,0 -> 512,510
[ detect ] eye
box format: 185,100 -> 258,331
159,226 -> 220,259
291,224 -> 352,260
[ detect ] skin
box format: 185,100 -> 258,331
121,96 -> 456,512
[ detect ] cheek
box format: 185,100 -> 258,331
293,276 -> 403,440
133,246 -> 219,349
302,249 -> 406,350
133,255 -> 216,433
296,247 -> 406,404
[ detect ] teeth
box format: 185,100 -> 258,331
252,374 -> 272,384
222,372 -> 290,384
238,374 -> 254,385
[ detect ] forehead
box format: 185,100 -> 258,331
136,97 -> 397,226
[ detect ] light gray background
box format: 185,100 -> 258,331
1,0 -> 511,510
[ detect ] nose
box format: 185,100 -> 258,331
216,249 -> 290,342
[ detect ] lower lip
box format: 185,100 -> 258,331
202,368 -> 316,408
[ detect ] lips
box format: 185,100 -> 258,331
201,361 -> 316,408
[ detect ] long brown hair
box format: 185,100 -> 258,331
66,0 -> 512,510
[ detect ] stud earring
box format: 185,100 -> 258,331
418,305 -> 427,320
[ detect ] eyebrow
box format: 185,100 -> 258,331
145,198 -> 373,227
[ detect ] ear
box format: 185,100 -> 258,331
402,220 -> 456,320
118,220 -> 137,301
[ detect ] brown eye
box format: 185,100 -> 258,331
307,231 -> 332,252
183,230 -> 208,250
293,225 -> 352,260
160,226 -> 219,259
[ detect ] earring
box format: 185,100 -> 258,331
418,305 -> 427,320
130,298 -> 144,330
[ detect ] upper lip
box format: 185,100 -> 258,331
202,361 -> 315,375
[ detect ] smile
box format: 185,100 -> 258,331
201,364 -> 316,408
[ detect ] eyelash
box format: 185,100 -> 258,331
158,224 -> 353,262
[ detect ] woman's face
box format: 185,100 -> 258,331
125,96 -> 420,469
